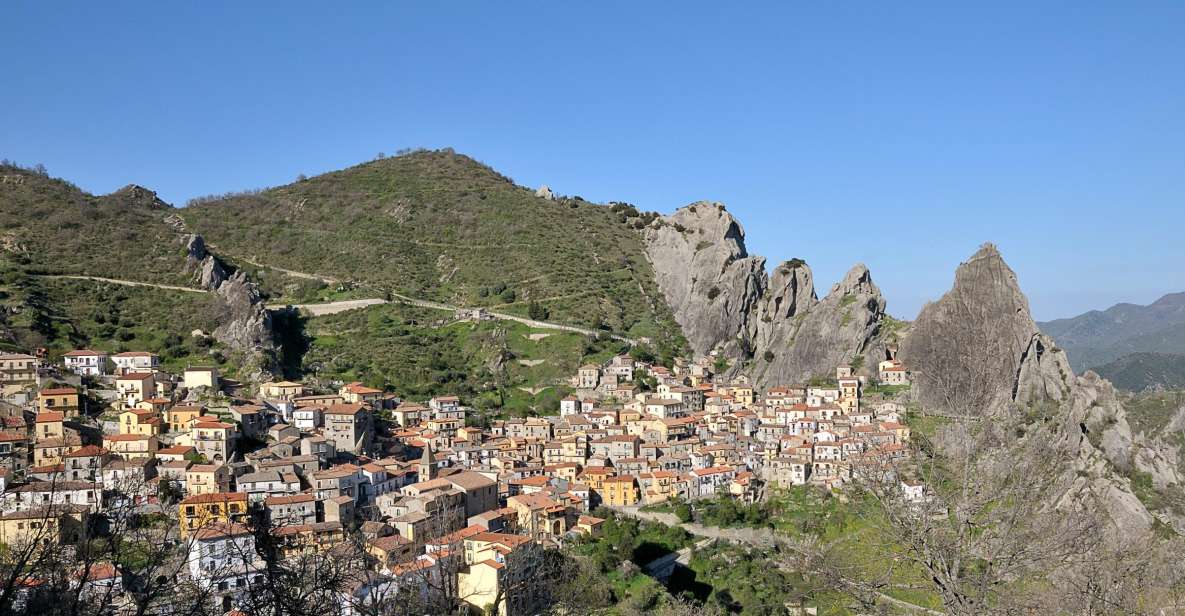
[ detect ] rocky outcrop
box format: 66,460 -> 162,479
183,234 -> 227,290
643,202 -> 767,359
751,263 -> 886,386
212,271 -> 275,364
181,233 -> 275,378
899,243 -> 1073,415
644,202 -> 887,387
900,243 -> 1179,535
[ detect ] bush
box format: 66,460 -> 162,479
707,286 -> 720,300
499,288 -> 516,303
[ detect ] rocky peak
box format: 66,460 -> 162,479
643,201 -> 889,386
899,243 -> 1176,536
109,184 -> 170,210
644,202 -> 767,358
901,243 -> 1071,414
750,261 -> 886,387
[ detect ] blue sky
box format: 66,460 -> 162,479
3,2 -> 1183,321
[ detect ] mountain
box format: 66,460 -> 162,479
1093,352 -> 1185,392
900,243 -> 1182,535
642,202 -> 889,387
0,162 -> 276,376
1039,292 -> 1185,372
182,149 -> 684,353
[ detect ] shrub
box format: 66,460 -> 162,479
707,286 -> 720,300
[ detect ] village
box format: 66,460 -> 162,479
0,345 -> 914,614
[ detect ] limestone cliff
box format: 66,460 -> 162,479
643,202 -> 887,387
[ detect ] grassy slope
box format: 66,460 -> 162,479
0,164 -> 241,373
301,302 -> 632,414
181,149 -> 683,344
0,164 -> 191,285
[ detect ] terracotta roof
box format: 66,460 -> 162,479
36,412 -> 64,423
324,403 -> 365,416
64,445 -> 106,458
191,522 -> 251,541
63,349 -> 103,357
40,387 -> 77,396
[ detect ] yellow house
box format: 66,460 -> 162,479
164,405 -> 203,433
115,373 -> 156,408
39,387 -> 81,418
261,380 -> 305,399
35,412 -> 65,440
177,492 -> 248,538
119,409 -> 161,436
340,381 -> 384,406
102,434 -> 158,459
185,464 -> 232,496
600,475 -> 639,507
182,367 -> 219,390
458,532 -> 534,616
0,506 -> 89,546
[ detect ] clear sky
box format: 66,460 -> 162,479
3,2 -> 1183,321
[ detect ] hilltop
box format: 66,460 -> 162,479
182,149 -> 684,356
0,162 -> 275,376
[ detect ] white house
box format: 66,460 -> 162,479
63,350 -> 107,376
187,522 -> 263,595
111,351 -> 159,375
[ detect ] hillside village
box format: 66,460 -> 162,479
0,343 -> 915,614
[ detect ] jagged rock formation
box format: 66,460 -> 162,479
643,202 -> 766,358
900,243 -> 1073,414
183,234 -> 227,290
181,233 -> 275,377
900,243 -> 1179,535
212,271 -> 275,367
644,202 -> 886,386
751,263 -> 886,386
535,185 -> 556,200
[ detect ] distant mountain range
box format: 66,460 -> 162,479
1039,293 -> 1185,390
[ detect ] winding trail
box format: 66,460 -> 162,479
34,275 -> 209,294
236,258 -> 638,342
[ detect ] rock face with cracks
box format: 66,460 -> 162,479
901,243 -> 1179,536
643,202 -> 886,387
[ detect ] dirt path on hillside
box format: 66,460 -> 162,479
35,275 -> 208,294
227,256 -> 638,342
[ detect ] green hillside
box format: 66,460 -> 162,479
1093,352 -> 1185,392
182,149 -> 683,346
0,163 -> 243,373
300,301 -> 635,416
0,162 -> 192,285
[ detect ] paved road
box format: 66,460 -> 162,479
35,275 -> 208,293
269,298 -> 389,316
